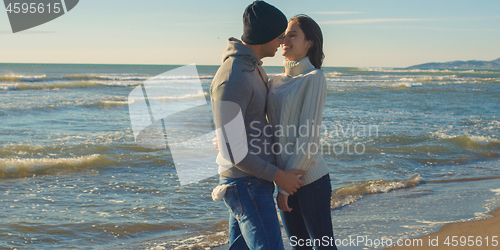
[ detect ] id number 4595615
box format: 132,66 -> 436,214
443,236 -> 498,247
6,2 -> 62,14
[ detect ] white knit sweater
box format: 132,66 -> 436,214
267,57 -> 330,194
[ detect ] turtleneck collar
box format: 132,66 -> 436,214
284,57 -> 315,77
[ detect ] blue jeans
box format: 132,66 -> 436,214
220,176 -> 285,250
280,174 -> 337,250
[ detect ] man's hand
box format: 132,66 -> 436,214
273,169 -> 306,195
212,137 -> 219,151
277,192 -> 292,212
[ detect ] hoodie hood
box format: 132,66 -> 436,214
222,38 -> 262,67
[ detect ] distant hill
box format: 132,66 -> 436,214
407,58 -> 500,69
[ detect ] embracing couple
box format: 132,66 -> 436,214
210,1 -> 337,249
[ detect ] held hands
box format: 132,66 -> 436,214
277,170 -> 307,212
277,192 -> 292,212
213,136 -> 306,196
212,137 -> 219,151
273,169 -> 306,195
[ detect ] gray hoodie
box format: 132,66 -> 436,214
210,38 -> 278,182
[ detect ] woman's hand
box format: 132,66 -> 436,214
212,137 -> 219,151
277,192 -> 292,212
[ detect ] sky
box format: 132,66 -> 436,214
1,0 -> 500,67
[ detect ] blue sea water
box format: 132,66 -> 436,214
0,63 -> 499,249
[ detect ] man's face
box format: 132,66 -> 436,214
261,32 -> 285,58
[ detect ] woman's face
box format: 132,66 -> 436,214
281,20 -> 311,62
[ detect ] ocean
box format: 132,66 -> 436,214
0,63 -> 499,249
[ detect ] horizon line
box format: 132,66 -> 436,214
0,62 -> 394,69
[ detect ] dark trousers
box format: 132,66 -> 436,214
280,174 -> 337,250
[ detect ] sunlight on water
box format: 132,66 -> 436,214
0,63 -> 499,249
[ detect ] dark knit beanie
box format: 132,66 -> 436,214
241,1 -> 287,45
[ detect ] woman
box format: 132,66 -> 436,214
267,15 -> 336,250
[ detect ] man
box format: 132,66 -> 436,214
210,1 -> 306,249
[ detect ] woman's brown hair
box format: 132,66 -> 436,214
290,15 -> 324,69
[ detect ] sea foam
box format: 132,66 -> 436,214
0,154 -> 112,178
331,174 -> 422,209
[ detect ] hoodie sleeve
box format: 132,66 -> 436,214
211,81 -> 279,182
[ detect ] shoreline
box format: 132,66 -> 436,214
150,206 -> 500,250
387,206 -> 500,249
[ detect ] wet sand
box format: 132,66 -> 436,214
208,207 -> 500,250
209,226 -> 292,250
387,207 -> 500,249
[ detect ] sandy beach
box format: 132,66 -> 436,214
388,207 -> 500,249
153,204 -> 500,250
198,207 -> 500,250
207,222 -> 293,250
